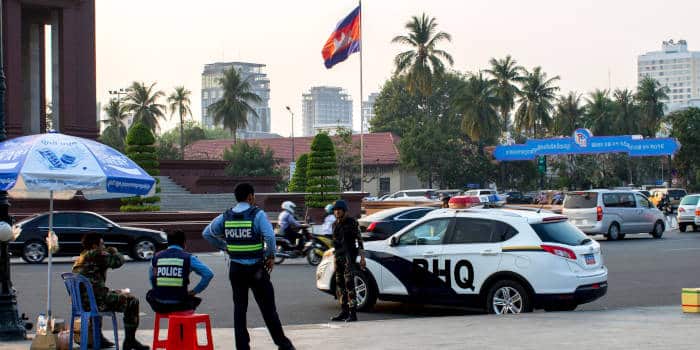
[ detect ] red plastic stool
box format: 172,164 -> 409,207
152,310 -> 195,350
166,314 -> 214,350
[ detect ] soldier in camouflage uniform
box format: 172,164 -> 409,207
72,233 -> 149,350
330,200 -> 366,322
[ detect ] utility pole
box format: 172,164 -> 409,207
0,1 -> 28,340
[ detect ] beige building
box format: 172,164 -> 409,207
185,132 -> 422,197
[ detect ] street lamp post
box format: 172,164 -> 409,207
0,1 -> 28,340
286,106 -> 295,162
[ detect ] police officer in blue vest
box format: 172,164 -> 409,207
147,230 -> 214,313
203,183 -> 295,350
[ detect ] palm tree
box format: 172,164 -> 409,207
124,82 -> 166,133
514,67 -> 560,138
485,55 -> 525,135
584,89 -> 614,136
456,72 -> 500,146
207,67 -> 261,142
167,86 -> 193,160
391,13 -> 453,97
553,92 -> 584,136
612,88 -> 639,135
636,76 -> 669,137
102,98 -> 128,141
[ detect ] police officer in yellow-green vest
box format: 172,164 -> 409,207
203,183 -> 295,350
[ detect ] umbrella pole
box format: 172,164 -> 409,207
47,190 -> 53,319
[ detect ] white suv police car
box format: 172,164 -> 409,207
316,207 -> 608,314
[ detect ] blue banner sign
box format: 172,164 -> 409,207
494,129 -> 680,161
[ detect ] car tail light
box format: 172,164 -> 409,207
696,209 -> 700,216
679,207 -> 685,213
366,222 -> 377,232
596,206 -> 603,221
541,244 -> 577,260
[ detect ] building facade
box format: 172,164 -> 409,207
302,86 -> 353,136
361,92 -> 379,132
201,62 -> 271,138
638,40 -> 700,113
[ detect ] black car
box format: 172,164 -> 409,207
358,206 -> 436,241
10,211 -> 168,264
505,191 -> 533,204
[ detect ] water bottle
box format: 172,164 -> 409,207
37,313 -> 47,335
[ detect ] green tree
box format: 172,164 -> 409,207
124,82 -> 166,133
669,107 -> 700,190
305,133 -> 339,208
155,137 -> 181,161
612,88 -> 639,135
207,67 -> 262,143
167,86 -> 193,160
584,89 -> 614,136
514,67 -> 560,138
636,76 -> 669,137
370,76 -> 424,137
222,142 -> 280,177
553,92 -> 584,136
99,126 -> 126,152
288,153 -> 309,192
456,71 -> 500,146
485,55 -> 525,135
122,123 -> 160,212
391,13 -> 453,96
333,127 -> 361,191
99,99 -> 129,151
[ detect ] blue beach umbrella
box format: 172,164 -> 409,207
0,131 -> 156,320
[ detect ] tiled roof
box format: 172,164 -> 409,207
185,132 -> 401,167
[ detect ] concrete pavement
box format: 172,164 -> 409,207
2,306 -> 699,350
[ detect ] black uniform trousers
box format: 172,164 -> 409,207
229,261 -> 294,350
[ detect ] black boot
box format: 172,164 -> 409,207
99,332 -> 115,348
345,307 -> 357,322
331,305 -> 349,321
122,327 -> 149,350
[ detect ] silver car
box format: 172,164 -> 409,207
677,194 -> 700,232
562,190 -> 666,240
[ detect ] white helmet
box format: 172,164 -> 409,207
281,201 -> 296,212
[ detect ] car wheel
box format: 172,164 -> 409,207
353,270 -> 377,312
22,241 -> 47,264
606,223 -> 621,241
131,239 -> 156,261
544,303 -> 578,312
651,221 -> 664,239
306,249 -> 322,266
680,224 -> 688,232
486,280 -> 533,315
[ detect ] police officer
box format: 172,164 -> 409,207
72,233 -> 149,350
147,230 -> 214,313
330,200 -> 366,322
203,183 -> 295,350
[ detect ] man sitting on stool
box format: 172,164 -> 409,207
147,230 -> 214,313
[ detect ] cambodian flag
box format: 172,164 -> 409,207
322,5 -> 361,69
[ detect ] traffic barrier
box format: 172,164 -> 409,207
682,288 -> 700,313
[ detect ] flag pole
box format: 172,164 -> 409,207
359,0 -> 365,194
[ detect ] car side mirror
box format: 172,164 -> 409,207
390,236 -> 399,246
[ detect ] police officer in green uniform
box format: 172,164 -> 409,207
330,200 -> 366,322
72,233 -> 149,350
203,183 -> 295,350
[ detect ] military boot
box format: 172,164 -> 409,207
345,307 -> 358,322
331,305 -> 349,321
98,332 -> 115,348
122,327 -> 149,350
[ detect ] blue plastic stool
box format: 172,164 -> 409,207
61,273 -> 119,350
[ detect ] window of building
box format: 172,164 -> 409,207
379,177 -> 390,195
203,91 -> 209,99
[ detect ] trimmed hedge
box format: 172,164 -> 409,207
305,133 -> 339,208
122,122 -> 160,212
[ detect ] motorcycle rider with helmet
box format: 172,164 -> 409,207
278,201 -> 305,250
320,204 -> 336,236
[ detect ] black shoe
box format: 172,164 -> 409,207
122,339 -> 150,350
331,309 -> 349,322
99,334 -> 115,348
345,308 -> 357,322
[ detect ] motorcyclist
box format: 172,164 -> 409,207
278,201 -> 304,250
320,204 -> 336,235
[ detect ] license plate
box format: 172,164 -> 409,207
584,254 -> 595,265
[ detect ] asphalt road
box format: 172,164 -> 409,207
9,226 -> 700,329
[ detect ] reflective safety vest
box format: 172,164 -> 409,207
223,207 -> 264,259
151,248 -> 191,303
